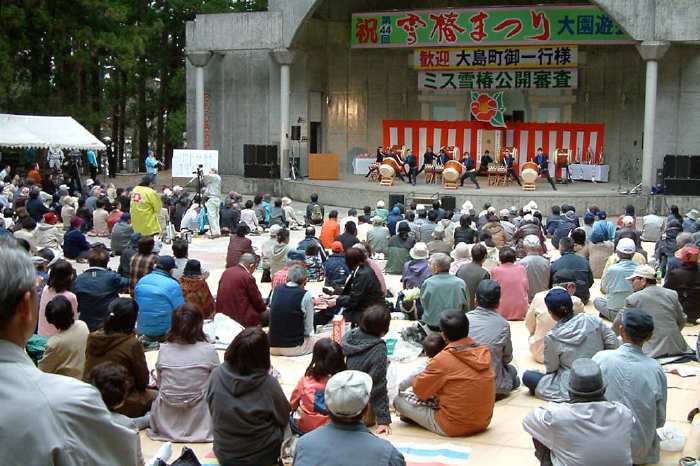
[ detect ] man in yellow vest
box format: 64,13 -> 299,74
130,176 -> 162,236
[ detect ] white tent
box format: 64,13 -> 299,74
0,114 -> 106,151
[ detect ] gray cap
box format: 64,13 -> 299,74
324,370 -> 373,418
568,358 -> 605,398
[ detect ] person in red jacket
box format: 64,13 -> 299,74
319,210 -> 340,250
216,253 -> 267,326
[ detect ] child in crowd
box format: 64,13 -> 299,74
178,259 -> 215,319
290,338 -> 346,435
398,334 -> 447,401
88,362 -> 145,466
304,244 -> 324,282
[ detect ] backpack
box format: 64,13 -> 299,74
311,204 -> 323,222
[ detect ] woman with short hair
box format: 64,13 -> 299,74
37,259 -> 78,336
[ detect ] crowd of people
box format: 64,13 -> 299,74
1,160 -> 700,466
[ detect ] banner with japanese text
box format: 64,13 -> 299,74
418,69 -> 578,91
414,45 -> 577,70
352,5 -> 633,48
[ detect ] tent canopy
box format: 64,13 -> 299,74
0,114 -> 106,151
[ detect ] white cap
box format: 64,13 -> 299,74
450,242 -> 470,259
461,200 -> 474,213
377,200 -> 385,208
626,264 -> 656,281
523,235 -> 541,249
616,237 -> 636,254
172,185 -> 183,192
487,206 -> 496,214
622,215 -> 634,226
268,224 -> 282,236
499,208 -> 510,218
416,204 -> 426,212
523,213 -> 534,222
324,370 -> 373,418
85,178 -> 94,186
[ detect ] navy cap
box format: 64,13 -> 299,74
622,308 -> 655,340
476,279 -> 501,304
156,255 -> 176,271
287,249 -> 305,261
544,288 -> 572,313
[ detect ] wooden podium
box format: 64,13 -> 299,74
309,153 -> 340,180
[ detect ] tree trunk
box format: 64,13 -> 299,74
137,63 -> 148,171
118,71 -> 127,171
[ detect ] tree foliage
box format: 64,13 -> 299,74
0,0 -> 267,167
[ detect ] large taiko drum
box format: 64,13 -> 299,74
380,157 -> 401,179
521,161 -> 539,184
442,160 -> 463,183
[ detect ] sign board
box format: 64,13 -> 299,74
352,5 -> 633,48
414,45 -> 577,70
172,149 -> 218,178
418,68 -> 577,91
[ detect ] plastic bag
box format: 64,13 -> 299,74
388,338 -> 424,363
203,313 -> 245,350
658,424 -> 687,452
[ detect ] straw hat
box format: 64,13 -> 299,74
450,242 -> 470,260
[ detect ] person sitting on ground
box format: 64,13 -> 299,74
453,213 -> 476,245
260,224 -> 282,282
324,241 -> 351,291
91,198 -> 110,237
552,210 -> 577,250
129,235 -> 157,295
353,242 -> 387,297
641,209 -> 665,243
239,199 -> 259,233
281,197 -> 302,229
34,212 -> 64,253
305,193 -> 324,226
37,259 -> 78,336
270,228 -> 291,276
319,210 -> 340,250
253,194 -> 268,227
588,229 -> 615,279
394,309 -> 496,437
525,270 -> 585,364
171,237 -> 209,280
518,235 -> 550,302
418,209 -> 438,243
147,304 -> 219,443
665,245 -> 700,324
592,210 -> 616,242
614,264 -> 692,358
269,265 -> 318,356
38,295 -> 89,379
665,232 -> 694,276
482,214 -> 507,249
207,327 -> 290,466
179,259 -> 215,319
491,248 -> 529,320
385,222 -> 415,274
387,207 -> 403,236
225,222 -> 254,268
595,309 -> 668,466
615,215 -> 642,251
130,176 -> 162,237
456,243 -> 490,311
216,253 -> 267,327
655,219 -> 682,277
294,370 -> 406,466
329,248 -> 384,326
427,224 -> 452,255
73,246 -> 128,331
367,216 -> 390,257
420,253 -> 469,331
522,358 -> 634,466
342,305 -> 392,435
106,202 -> 123,233
683,209 -> 698,233
357,214 -> 372,242
290,338 -> 347,435
571,228 -> 588,258
467,280 -> 520,398
134,255 -> 185,343
304,244 -> 325,282
549,237 -> 594,304
594,237 -> 638,322
340,208 -> 359,232
220,197 -> 240,235
373,200 -> 389,223
271,250 -> 306,292
298,225 -> 327,262
522,289 -> 618,402
449,242 -> 470,274
337,220 -> 360,252
15,215 -> 38,254
63,216 -> 92,260
110,212 -> 133,256
269,198 -> 287,228
83,298 -> 157,418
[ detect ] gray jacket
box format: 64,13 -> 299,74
367,226 -> 390,255
536,313 -> 619,402
617,285 -> 692,358
467,307 -> 518,395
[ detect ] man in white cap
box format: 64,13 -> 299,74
373,200 -> 389,223
613,264 -> 692,359
499,209 -> 516,242
594,237 -> 639,321
684,208 -> 698,233
518,234 -> 550,302
294,370 -> 405,466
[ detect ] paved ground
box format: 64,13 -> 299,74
78,190 -> 699,465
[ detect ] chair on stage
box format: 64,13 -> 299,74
442,160 -> 462,190
521,161 -> 539,192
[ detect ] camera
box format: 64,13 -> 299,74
192,164 -> 204,175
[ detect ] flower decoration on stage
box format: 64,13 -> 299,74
470,92 -> 506,128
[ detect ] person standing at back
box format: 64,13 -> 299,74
130,176 -> 162,237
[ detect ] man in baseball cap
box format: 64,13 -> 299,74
594,236 -> 639,322
294,370 -> 405,466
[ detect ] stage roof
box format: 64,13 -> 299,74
0,114 -> 106,151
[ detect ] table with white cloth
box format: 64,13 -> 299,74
353,157 -> 376,175
569,164 -> 609,182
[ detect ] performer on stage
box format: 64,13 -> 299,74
405,149 -> 418,186
478,150 -> 493,174
534,147 -> 557,191
416,146 -> 436,175
503,150 -> 521,186
386,149 -> 407,183
459,153 -> 480,190
365,146 -> 383,178
437,148 -> 449,166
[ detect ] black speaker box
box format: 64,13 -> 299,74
675,156 -> 690,179
291,126 -> 301,141
664,178 -> 700,196
440,195 -> 456,211
266,145 -> 279,164
663,155 -> 676,179
244,145 -> 255,165
691,156 -> 700,175
389,194 -> 405,210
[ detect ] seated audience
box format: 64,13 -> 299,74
84,298 -> 157,417
337,221 -> 360,252
402,242 -> 432,289
269,198 -> 287,227
179,259 -> 215,318
518,235 -> 550,302
394,309 -> 496,436
294,370 -> 405,466
588,229 -> 614,278
290,338 -> 347,435
456,243 -> 491,311
594,237 -> 638,321
614,264 -> 692,358
110,212 -> 133,255
449,242 -> 471,274
367,216 -> 390,256
34,212 -> 64,253
522,358 -> 634,466
92,198 -> 110,236
305,192 -> 325,226
549,237 -> 594,304
216,253 -> 267,326
304,244 -> 325,282
373,200 -> 389,223
332,248 -> 384,326
324,241 -> 351,290
225,222 -> 254,268
385,223 -> 415,274
134,255 -> 185,342
297,226 -> 327,262
38,295 -> 89,379
522,289 -> 618,402
147,305 -> 219,442
353,243 -> 387,297
665,245 -> 700,324
427,225 -> 452,255
467,280 -> 520,398
490,248 -> 528,320
281,197 -> 302,229
270,228 -> 291,276
269,265 -> 317,356
342,305 -> 392,434
271,250 -> 306,292
319,210 -> 340,250
453,213 -> 476,245
594,309 -> 667,465
420,253 -> 468,330
207,327 -> 290,466
118,232 -> 141,278
239,199 -> 258,232
129,235 -> 157,295
63,217 -> 91,260
74,247 -> 128,331
37,259 -> 78,336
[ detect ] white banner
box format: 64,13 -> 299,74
172,149 -> 219,178
414,45 -> 578,70
419,68 -> 577,91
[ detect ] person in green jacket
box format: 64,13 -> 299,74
420,253 -> 469,329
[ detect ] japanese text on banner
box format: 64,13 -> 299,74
415,45 -> 577,70
418,69 -> 578,91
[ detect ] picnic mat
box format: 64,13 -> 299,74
202,442 -> 471,466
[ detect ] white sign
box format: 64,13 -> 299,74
418,68 -> 578,91
172,149 -> 218,178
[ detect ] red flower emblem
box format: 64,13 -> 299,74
471,93 -> 498,122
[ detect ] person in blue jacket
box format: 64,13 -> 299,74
134,255 -> 185,342
324,241 -> 351,291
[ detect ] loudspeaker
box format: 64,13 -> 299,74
291,126 -> 301,141
244,145 -> 255,165
676,156 -> 690,179
389,194 -> 405,210
691,156 -> 700,175
664,178 -> 700,196
663,155 -> 676,179
266,145 -> 279,164
440,195 -> 456,211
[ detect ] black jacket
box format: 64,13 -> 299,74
336,264 -> 384,324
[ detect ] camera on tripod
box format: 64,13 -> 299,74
192,164 -> 204,175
